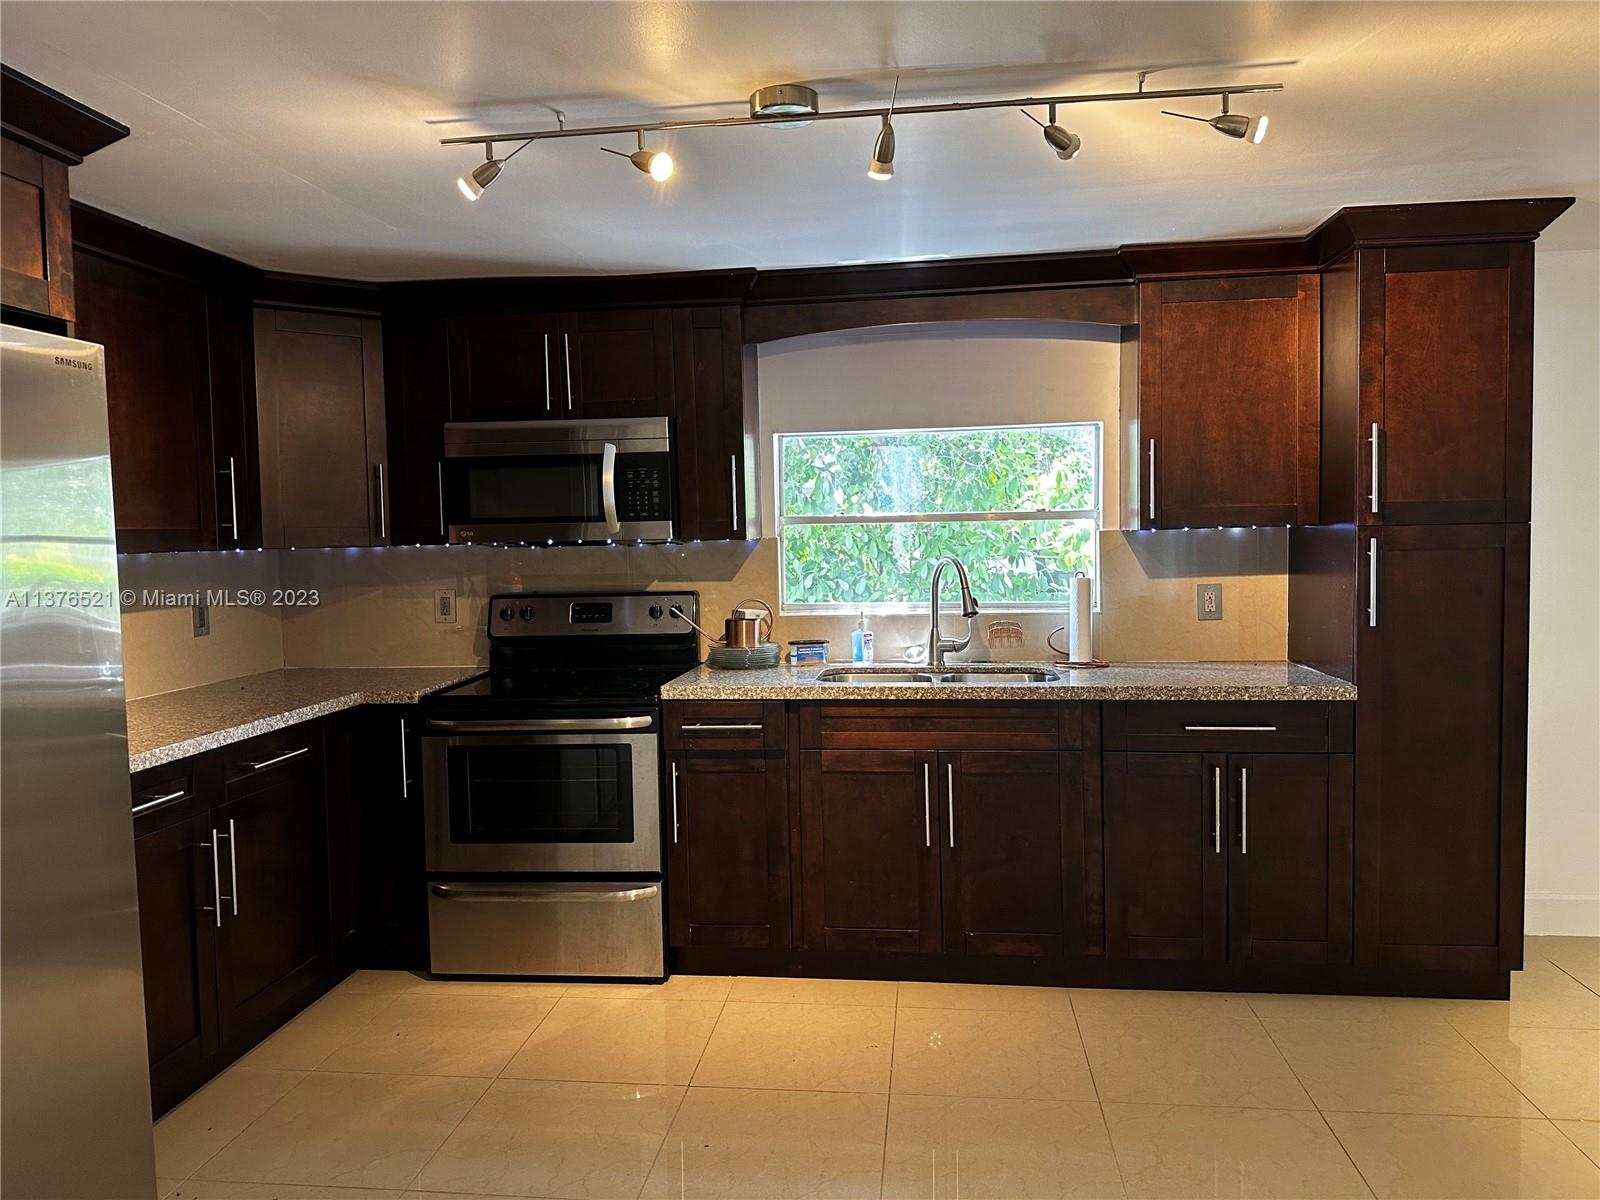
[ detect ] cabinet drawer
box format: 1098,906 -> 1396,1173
131,757 -> 217,832
665,701 -> 784,751
1105,701 -> 1351,753
222,724 -> 322,793
800,702 -> 1067,750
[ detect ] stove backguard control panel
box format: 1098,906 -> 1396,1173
487,591 -> 698,639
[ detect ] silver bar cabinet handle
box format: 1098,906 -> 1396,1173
1369,423 -> 1381,514
226,817 -> 239,915
245,746 -> 310,771
131,789 -> 186,816
670,762 -> 680,844
1185,725 -> 1279,733
374,463 -> 387,541
201,830 -> 222,927
947,762 -> 956,848
1368,537 -> 1380,628
399,717 -> 409,799
563,332 -> 573,410
683,723 -> 763,733
1239,767 -> 1249,855
922,763 -> 931,848
437,461 -> 446,538
1147,439 -> 1157,521
600,442 -> 620,535
543,332 -> 551,412
1212,766 -> 1222,853
730,455 -> 740,534
228,456 -> 240,542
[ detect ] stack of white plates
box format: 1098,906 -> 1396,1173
707,643 -> 781,670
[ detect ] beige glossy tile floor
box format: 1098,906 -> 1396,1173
160,936 -> 1600,1200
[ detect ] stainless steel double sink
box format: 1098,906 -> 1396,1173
815,666 -> 1060,685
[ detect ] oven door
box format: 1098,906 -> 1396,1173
421,716 -> 660,874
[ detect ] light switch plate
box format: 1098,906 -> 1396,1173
434,588 -> 456,624
1197,583 -> 1223,621
192,602 -> 210,637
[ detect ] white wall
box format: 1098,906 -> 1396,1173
1526,248 -> 1600,936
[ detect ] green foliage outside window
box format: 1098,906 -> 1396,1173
778,424 -> 1099,609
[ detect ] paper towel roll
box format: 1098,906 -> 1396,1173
1068,573 -> 1092,662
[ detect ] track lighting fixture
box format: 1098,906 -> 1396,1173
456,146 -> 504,200
867,75 -> 898,181
1023,104 -> 1081,160
1162,94 -> 1268,143
445,74 -> 1283,195
602,130 -> 674,181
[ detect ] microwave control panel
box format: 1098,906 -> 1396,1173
617,455 -> 672,521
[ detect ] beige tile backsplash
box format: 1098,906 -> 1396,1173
117,529 -> 1288,697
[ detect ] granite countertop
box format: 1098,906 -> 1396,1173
660,660 -> 1356,702
125,667 -> 482,773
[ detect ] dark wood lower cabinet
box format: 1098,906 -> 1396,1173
1355,523 -> 1528,972
1104,752 -> 1228,961
799,750 -> 942,952
134,811 -> 219,1111
666,751 -> 790,949
942,751 -> 1073,956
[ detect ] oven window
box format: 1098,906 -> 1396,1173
462,455 -> 601,523
448,744 -> 633,843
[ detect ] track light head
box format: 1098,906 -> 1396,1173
1162,95 -> 1269,144
868,116 -> 895,180
1043,124 -> 1081,160
457,156 -> 503,201
631,148 -> 674,181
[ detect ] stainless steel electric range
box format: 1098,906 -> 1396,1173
418,590 -> 698,980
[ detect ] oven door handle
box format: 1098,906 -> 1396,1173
600,441 -> 620,535
430,882 -> 660,903
423,715 -> 654,733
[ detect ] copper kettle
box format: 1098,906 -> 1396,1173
669,598 -> 774,647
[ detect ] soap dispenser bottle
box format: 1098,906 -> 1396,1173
851,612 -> 875,663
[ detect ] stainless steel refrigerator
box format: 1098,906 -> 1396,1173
1,325 -> 157,1198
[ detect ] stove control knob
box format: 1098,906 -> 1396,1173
649,604 -> 665,620
519,605 -> 536,621
498,604 -> 516,623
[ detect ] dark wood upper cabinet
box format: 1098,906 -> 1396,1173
799,749 -> 942,953
254,308 -> 387,547
383,310 -> 451,545
674,306 -> 756,541
560,307 -> 675,420
1137,274 -> 1320,529
1322,242 -> 1533,526
2,137 -> 74,322
75,251 -> 222,551
1355,523 -> 1528,973
1103,751 -> 1228,961
445,310 -> 562,420
940,750 -> 1073,957
666,750 -> 790,950
1226,753 -> 1353,966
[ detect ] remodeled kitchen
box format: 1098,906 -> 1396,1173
3,5 -> 1597,1198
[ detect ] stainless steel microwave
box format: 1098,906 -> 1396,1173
441,417 -> 675,544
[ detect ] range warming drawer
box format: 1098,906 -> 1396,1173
426,880 -> 665,979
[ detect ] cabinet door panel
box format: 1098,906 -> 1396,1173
447,312 -> 559,420
942,750 -> 1070,956
134,812 -> 218,1113
667,752 -> 789,949
75,250 -> 218,551
1228,754 -> 1353,965
672,307 -> 751,541
384,311 -> 451,544
799,750 -> 940,952
1356,524 -> 1527,971
213,758 -> 332,1043
1103,752 -> 1227,960
1140,274 -> 1319,528
1363,244 -> 1531,524
560,308 -> 674,420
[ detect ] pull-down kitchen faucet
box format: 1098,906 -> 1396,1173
927,556 -> 980,669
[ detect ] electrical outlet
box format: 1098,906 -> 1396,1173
1197,583 -> 1223,621
434,588 -> 456,624
192,602 -> 210,637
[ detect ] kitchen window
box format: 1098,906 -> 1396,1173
776,422 -> 1100,612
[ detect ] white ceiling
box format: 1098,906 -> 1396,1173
4,1 -> 1597,278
